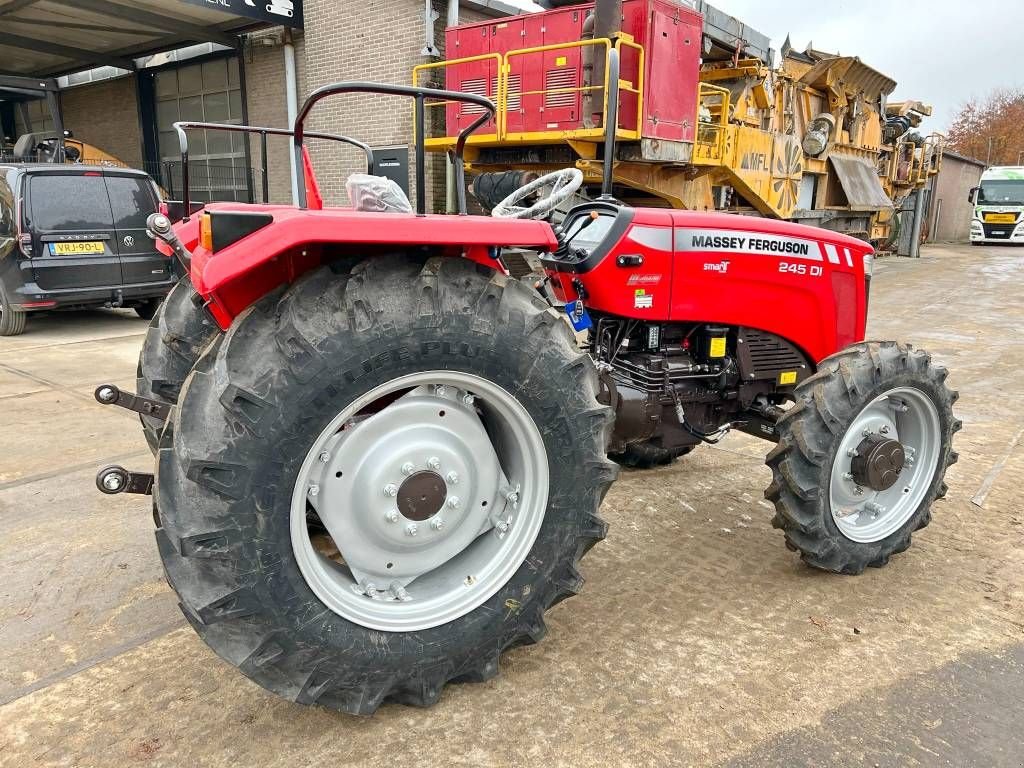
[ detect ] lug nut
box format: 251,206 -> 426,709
864,501 -> 885,519
842,472 -> 854,481
463,394 -> 475,406
384,483 -> 399,497
385,510 -> 399,523
506,491 -> 519,505
447,496 -> 460,509
431,517 -> 444,530
880,425 -> 890,435
446,471 -> 459,485
390,583 -> 411,601
847,448 -> 859,458
401,462 -> 415,476
427,457 -> 440,471
496,520 -> 509,533
318,451 -> 330,463
308,484 -> 320,497
435,385 -> 447,398
406,523 -> 418,537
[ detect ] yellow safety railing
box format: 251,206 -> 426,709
412,38 -> 644,148
693,83 -> 731,165
412,52 -> 504,147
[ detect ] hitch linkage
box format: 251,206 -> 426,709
94,384 -> 171,421
96,466 -> 154,495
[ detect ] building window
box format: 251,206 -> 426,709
155,57 -> 249,202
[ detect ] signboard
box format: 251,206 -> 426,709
177,0 -> 303,29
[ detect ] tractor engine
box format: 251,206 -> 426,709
592,315 -> 809,452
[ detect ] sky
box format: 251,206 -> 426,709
507,0 -> 1024,131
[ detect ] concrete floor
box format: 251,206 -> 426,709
0,243 -> 1021,767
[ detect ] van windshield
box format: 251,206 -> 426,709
978,179 -> 1024,206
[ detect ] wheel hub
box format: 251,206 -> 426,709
291,374 -> 550,631
397,471 -> 447,521
851,433 -> 905,491
829,387 -> 941,544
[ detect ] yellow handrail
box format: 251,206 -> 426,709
412,38 -> 647,147
694,82 -> 731,164
502,37 -> 644,141
412,52 -> 504,140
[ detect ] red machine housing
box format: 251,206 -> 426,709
443,0 -> 702,143
545,209 -> 871,364
165,201 -> 868,368
159,205 -> 558,329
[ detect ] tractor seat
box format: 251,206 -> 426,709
346,173 -> 412,214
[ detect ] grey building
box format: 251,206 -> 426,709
926,150 -> 987,243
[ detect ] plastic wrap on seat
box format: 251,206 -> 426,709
346,173 -> 413,213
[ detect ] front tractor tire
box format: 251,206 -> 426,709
767,341 -> 960,574
155,256 -> 616,714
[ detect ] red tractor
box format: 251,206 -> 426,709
94,68 -> 958,715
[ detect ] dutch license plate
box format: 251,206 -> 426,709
984,213 -> 1017,224
50,241 -> 105,255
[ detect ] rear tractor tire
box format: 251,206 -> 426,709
154,256 -> 617,714
767,341 -> 960,574
137,278 -> 219,452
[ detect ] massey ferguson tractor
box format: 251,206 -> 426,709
93,65 -> 959,715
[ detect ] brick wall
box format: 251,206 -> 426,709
242,28 -> 308,204
60,76 -> 142,168
297,0 -> 490,211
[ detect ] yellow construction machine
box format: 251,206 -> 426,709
417,0 -> 942,245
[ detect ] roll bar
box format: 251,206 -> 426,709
171,121 -> 374,221
293,81 -> 496,215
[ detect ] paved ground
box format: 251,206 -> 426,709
0,243 -> 1021,767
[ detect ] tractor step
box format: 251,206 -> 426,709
96,466 -> 154,496
94,384 -> 171,422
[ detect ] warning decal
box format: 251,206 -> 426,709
676,229 -> 822,261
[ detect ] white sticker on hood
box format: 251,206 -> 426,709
676,229 -> 823,261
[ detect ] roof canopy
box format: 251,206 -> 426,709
0,0 -> 301,78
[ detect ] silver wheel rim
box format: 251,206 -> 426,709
290,371 -> 549,632
829,386 -> 941,543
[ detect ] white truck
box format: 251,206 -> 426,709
970,166 -> 1024,245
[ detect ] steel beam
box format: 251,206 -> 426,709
0,31 -> 137,71
6,17 -> 153,35
0,73 -> 59,91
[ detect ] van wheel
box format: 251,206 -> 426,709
0,295 -> 26,336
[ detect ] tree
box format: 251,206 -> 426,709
947,88 -> 1024,165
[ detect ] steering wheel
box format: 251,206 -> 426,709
491,168 -> 583,219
